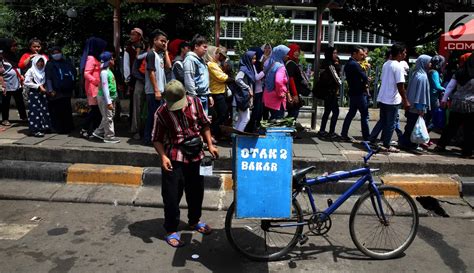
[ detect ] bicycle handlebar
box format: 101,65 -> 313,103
363,142 -> 379,164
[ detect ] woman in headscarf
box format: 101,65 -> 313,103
24,55 -> 51,137
79,37 -> 107,138
435,54 -> 474,158
0,38 -> 27,126
317,46 -> 342,140
45,46 -> 76,134
426,55 -> 446,131
234,50 -> 256,131
246,46 -> 265,133
285,43 -> 305,120
400,54 -> 432,150
263,45 -> 290,120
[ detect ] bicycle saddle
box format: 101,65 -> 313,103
292,166 -> 316,182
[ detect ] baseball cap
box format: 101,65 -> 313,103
132,28 -> 144,37
100,51 -> 113,68
216,47 -> 227,59
164,80 -> 187,111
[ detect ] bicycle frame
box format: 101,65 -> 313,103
275,142 -> 389,228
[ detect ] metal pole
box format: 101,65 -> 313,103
113,3 -> 121,58
214,0 -> 221,47
328,13 -> 335,47
311,5 -> 325,130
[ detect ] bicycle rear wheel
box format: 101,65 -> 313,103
225,199 -> 304,261
349,185 -> 419,259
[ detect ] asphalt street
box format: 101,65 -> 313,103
0,200 -> 473,273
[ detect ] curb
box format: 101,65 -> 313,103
1,160 -> 474,197
2,144 -> 474,176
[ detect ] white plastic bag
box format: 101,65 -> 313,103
410,116 -> 430,144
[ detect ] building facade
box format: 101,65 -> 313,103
212,5 -> 394,61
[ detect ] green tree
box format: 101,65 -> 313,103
1,1 -> 213,58
415,41 -> 438,56
236,7 -> 292,55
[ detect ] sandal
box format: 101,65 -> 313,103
189,222 -> 212,235
381,146 -> 400,153
165,232 -> 185,248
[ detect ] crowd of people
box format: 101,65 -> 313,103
315,43 -> 473,158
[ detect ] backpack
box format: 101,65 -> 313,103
287,60 -> 312,96
230,74 -> 251,111
132,58 -> 146,81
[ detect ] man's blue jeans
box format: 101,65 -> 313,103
369,102 -> 399,148
341,95 -> 370,140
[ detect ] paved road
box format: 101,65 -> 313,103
0,200 -> 472,273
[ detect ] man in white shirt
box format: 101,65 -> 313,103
369,44 -> 410,152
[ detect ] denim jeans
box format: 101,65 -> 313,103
341,95 -> 370,140
320,95 -> 339,134
144,94 -> 163,144
198,95 -> 208,115
369,102 -> 399,148
371,111 -> 403,142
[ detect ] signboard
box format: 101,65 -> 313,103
233,129 -> 293,219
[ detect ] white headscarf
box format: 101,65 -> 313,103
30,55 -> 47,85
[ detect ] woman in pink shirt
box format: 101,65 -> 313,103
263,45 -> 290,120
79,37 -> 107,138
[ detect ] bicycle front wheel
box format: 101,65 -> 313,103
349,185 -> 419,259
225,199 -> 304,261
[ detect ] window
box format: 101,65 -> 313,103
338,30 -> 346,42
361,31 -> 368,43
274,9 -> 292,18
225,22 -> 233,38
354,30 -> 360,43
294,10 -> 314,19
323,25 -> 329,41
309,26 -> 315,40
228,7 -> 248,17
302,25 -> 309,40
293,25 -> 302,40
368,33 -> 375,44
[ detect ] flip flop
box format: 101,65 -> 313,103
165,232 -> 185,248
190,222 -> 212,235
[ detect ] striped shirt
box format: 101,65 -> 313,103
152,96 -> 210,163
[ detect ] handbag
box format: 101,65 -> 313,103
179,136 -> 203,159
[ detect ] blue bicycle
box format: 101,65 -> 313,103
225,142 -> 419,261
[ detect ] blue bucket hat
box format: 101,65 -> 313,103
100,51 -> 113,68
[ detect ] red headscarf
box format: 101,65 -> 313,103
287,43 -> 301,62
459,53 -> 472,67
168,39 -> 185,62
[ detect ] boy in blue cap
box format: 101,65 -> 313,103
93,51 -> 120,143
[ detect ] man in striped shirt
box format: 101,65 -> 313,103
152,80 -> 218,248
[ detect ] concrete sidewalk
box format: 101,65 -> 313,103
0,108 -> 472,176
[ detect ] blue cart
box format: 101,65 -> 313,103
232,128 -> 293,219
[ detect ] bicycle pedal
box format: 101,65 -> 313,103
299,234 -> 309,245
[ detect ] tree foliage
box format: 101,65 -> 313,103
0,1 -> 213,58
236,7 -> 292,55
331,0 -> 472,50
